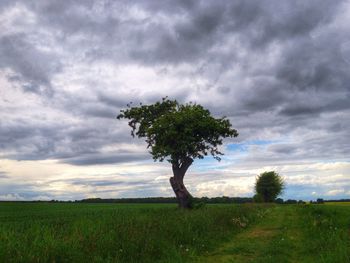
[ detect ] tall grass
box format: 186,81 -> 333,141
300,204 -> 350,263
0,203 -> 267,263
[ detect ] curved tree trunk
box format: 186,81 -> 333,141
169,158 -> 193,209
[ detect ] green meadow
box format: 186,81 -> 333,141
0,202 -> 349,263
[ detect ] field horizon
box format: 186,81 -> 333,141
2,195 -> 349,203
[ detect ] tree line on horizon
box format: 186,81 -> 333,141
43,197 -> 342,204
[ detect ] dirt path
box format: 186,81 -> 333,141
195,206 -> 306,263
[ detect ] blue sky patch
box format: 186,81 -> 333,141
226,140 -> 276,152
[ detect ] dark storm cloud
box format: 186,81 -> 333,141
128,3 -> 226,64
233,1 -> 340,47
279,105 -> 322,117
240,130 -> 350,166
0,0 -> 13,11
0,119 -> 61,160
18,0 -> 338,67
129,0 -> 341,65
81,106 -> 116,119
62,152 -> 149,166
97,93 -> 131,109
276,38 -> 349,89
0,34 -> 60,95
1,0 -> 349,170
0,115 -> 144,164
268,144 -> 297,155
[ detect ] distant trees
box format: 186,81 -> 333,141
117,98 -> 238,209
273,198 -> 306,205
316,198 -> 324,204
310,198 -> 324,204
77,196 -> 253,204
254,171 -> 284,203
284,199 -> 297,204
275,198 -> 284,204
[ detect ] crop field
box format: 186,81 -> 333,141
0,202 -> 349,263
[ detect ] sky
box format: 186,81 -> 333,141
0,0 -> 350,201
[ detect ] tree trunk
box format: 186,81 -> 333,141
169,158 -> 193,209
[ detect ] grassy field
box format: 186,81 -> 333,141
0,202 -> 267,263
0,202 -> 349,263
196,203 -> 350,263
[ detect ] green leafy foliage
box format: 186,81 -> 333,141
254,171 -> 284,202
117,97 -> 238,165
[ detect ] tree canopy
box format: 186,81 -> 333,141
254,171 -> 284,202
117,97 -> 238,165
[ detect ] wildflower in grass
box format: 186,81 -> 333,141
232,217 -> 248,228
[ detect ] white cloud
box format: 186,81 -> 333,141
0,193 -> 25,201
326,189 -> 345,196
0,3 -> 36,36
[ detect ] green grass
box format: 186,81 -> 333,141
196,206 -> 298,263
196,204 -> 350,263
300,204 -> 350,262
1,202 -> 349,263
325,201 -> 350,206
0,202 -> 267,263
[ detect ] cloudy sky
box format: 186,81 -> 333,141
1,0 -> 349,201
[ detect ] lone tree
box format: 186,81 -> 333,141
254,171 -> 284,202
117,98 -> 238,208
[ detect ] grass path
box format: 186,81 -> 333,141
195,206 -> 307,263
